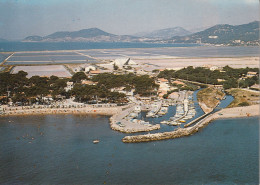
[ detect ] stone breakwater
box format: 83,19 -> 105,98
122,121 -> 206,143
122,105 -> 259,143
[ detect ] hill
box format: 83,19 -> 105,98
23,28 -> 140,42
170,21 -> 260,46
135,27 -> 191,39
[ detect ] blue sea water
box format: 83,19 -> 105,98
0,42 -> 199,52
0,115 -> 258,185
0,42 -> 259,58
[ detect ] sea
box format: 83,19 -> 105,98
0,42 -> 259,58
0,42 -> 259,184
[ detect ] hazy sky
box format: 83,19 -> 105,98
0,0 -> 259,40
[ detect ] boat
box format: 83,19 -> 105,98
160,120 -> 169,124
179,119 -> 186,123
169,121 -> 180,126
93,140 -> 100,144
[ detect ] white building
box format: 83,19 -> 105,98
65,81 -> 74,92
85,65 -> 96,72
110,87 -> 134,96
210,66 -> 219,71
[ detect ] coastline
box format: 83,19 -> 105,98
122,104 -> 259,143
0,105 -> 121,117
0,104 -> 161,133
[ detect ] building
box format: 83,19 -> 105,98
246,71 -> 258,78
81,80 -> 97,85
217,79 -> 225,82
85,65 -> 96,72
213,85 -> 223,90
88,70 -> 101,78
250,84 -> 260,90
210,66 -> 219,71
65,81 -> 74,92
110,87 -> 134,96
208,35 -> 218,39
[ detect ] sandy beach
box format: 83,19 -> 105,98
210,104 -> 259,119
0,105 -> 121,117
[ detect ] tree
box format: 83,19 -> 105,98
71,72 -> 87,83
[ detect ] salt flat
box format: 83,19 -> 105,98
11,65 -> 72,78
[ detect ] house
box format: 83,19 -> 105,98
250,84 -> 260,90
110,87 -> 134,96
213,85 -> 223,90
65,81 -> 74,92
246,71 -> 258,78
210,66 -> 219,71
81,80 -> 97,85
88,70 -> 101,78
217,79 -> 225,82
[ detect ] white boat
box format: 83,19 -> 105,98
170,121 -> 180,126
160,120 -> 169,124
93,140 -> 100,144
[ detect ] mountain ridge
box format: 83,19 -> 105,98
169,21 -> 260,46
135,27 -> 191,39
21,21 -> 260,46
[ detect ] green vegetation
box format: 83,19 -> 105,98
71,72 -> 88,83
158,66 -> 259,89
92,73 -> 158,96
0,71 -> 158,105
226,88 -> 260,108
71,84 -> 126,104
0,71 -> 69,105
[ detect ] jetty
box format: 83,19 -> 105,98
110,104 -> 160,133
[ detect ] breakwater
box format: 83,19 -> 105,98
122,117 -> 210,143
109,104 -> 161,133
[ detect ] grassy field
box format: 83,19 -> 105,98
197,87 -> 225,110
226,88 -> 260,108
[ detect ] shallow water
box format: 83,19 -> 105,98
0,114 -> 258,185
